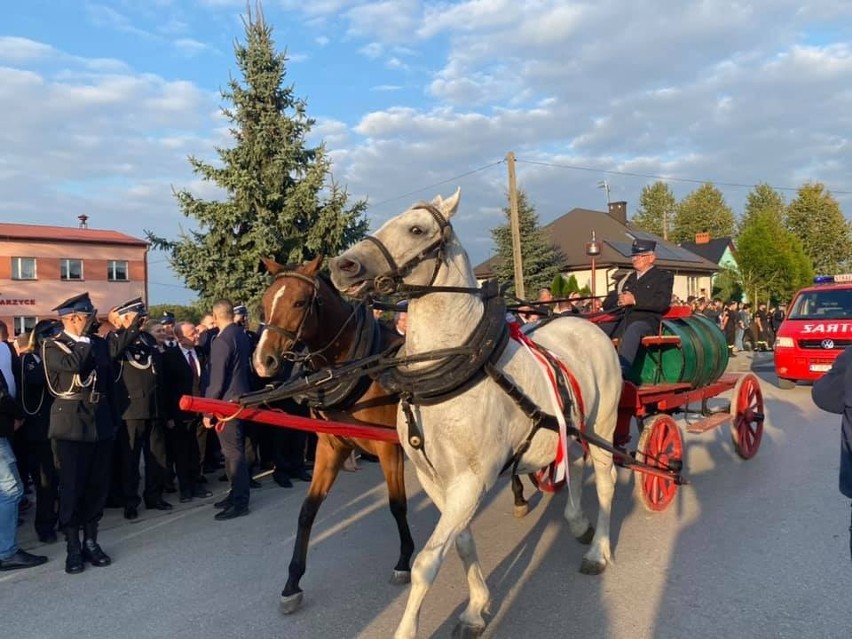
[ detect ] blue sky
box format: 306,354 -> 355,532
2,0 -> 851,303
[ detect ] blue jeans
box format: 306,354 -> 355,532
735,327 -> 744,351
0,437 -> 24,559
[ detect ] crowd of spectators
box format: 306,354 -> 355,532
0,297 -> 315,574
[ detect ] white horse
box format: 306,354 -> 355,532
329,189 -> 621,639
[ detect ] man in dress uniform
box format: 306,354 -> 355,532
811,347 -> 852,559
602,239 -> 674,377
111,298 -> 172,520
161,312 -> 178,349
16,320 -> 62,543
43,293 -> 136,574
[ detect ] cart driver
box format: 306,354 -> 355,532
601,239 -> 674,377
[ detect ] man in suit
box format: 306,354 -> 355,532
202,299 -> 253,521
111,297 -> 172,520
162,322 -> 213,503
602,239 -> 674,377
43,293 -> 137,574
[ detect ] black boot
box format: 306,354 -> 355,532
64,527 -> 84,575
81,523 -> 112,567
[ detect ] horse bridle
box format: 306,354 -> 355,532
262,270 -> 361,367
262,271 -> 320,348
364,202 -> 455,296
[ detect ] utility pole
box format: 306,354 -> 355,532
505,151 -> 525,300
597,179 -> 611,205
662,209 -> 669,240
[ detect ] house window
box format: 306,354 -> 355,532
108,260 -> 129,281
14,316 -> 37,336
11,257 -> 37,280
60,258 -> 84,281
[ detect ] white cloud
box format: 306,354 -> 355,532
174,38 -> 212,55
0,37 -> 56,63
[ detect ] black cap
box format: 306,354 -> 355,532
631,239 -> 657,255
233,304 -> 248,317
115,297 -> 146,316
160,312 -> 176,326
52,292 -> 95,317
20,319 -> 61,350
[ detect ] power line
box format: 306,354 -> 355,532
515,158 -> 852,195
369,160 -> 505,208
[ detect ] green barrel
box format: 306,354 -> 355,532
627,314 -> 729,387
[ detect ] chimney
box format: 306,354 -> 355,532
695,232 -> 710,244
608,200 -> 627,224
78,214 -> 89,229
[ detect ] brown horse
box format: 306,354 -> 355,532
253,255 -> 415,615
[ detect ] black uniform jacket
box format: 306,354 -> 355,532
204,323 -> 252,404
112,329 -> 161,421
603,265 -> 674,327
161,346 -> 206,423
43,331 -> 131,442
19,352 -> 54,442
0,362 -> 23,439
811,347 -> 852,499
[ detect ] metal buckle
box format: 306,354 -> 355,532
89,390 -> 101,404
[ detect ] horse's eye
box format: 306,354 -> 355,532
293,300 -> 306,309
410,226 -> 423,235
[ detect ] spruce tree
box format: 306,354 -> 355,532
671,183 -> 736,244
631,181 -> 677,239
785,182 -> 852,275
147,6 -> 367,310
490,190 -> 562,297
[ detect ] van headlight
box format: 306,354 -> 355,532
775,337 -> 794,348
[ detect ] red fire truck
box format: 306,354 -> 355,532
774,274 -> 852,389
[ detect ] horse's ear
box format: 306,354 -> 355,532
439,187 -> 461,220
260,256 -> 283,275
305,254 -> 323,276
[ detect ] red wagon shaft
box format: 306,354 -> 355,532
178,395 -> 401,443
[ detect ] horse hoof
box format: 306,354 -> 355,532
390,570 -> 411,585
579,558 -> 606,575
279,591 -> 304,615
576,525 -> 595,545
513,502 -> 530,518
452,622 -> 486,638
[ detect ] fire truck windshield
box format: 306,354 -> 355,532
787,288 -> 852,320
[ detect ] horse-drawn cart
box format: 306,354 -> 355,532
596,305 -> 763,511
186,303 -> 764,516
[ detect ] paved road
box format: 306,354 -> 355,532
2,351 -> 851,638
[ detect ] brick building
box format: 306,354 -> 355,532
0,218 -> 148,335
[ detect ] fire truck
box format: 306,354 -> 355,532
774,274 -> 852,389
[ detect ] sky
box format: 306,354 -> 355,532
2,0 -> 851,304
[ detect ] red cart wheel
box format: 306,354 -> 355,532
731,372 -> 764,459
529,468 -> 566,494
634,415 -> 683,512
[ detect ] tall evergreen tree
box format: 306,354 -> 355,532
490,189 -> 562,297
740,182 -> 785,233
631,181 -> 677,239
671,183 -> 736,244
785,182 -> 852,275
147,6 -> 367,310
737,209 -> 813,303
